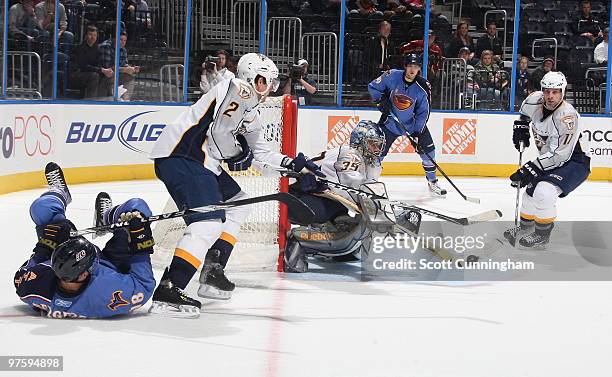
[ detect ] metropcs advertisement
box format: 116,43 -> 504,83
0,104 -> 184,178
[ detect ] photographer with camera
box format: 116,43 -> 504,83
199,50 -> 235,94
282,59 -> 317,105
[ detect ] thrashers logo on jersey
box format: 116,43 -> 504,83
391,91 -> 414,111
107,291 -> 130,311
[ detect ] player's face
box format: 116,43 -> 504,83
366,138 -> 383,157
404,64 -> 420,80
543,88 -> 563,109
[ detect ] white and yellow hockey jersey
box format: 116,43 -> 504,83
314,145 -> 382,204
150,78 -> 287,175
519,91 -> 590,171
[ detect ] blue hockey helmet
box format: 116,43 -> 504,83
403,53 -> 422,67
51,237 -> 98,282
350,121 -> 386,164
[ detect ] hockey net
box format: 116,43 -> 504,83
151,95 -> 297,272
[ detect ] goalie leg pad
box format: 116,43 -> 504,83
287,220 -> 370,259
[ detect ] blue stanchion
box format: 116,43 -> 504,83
422,0 -> 431,80
508,0 -> 522,112
2,0 -> 8,98
605,10 -> 612,114
183,0 -> 193,102
52,0 -> 60,99
337,0 -> 346,106
113,2 -> 122,101
259,0 -> 267,53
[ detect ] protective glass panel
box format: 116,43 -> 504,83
266,0 -> 340,106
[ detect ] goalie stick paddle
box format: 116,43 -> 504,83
71,192 -> 315,237
275,169 -> 501,226
387,112 -> 481,204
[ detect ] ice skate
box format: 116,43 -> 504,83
93,192 -> 113,238
198,249 -> 235,300
149,275 -> 201,318
428,179 -> 447,197
45,162 -> 72,205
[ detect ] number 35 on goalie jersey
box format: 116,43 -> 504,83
150,78 -> 287,175
315,145 -> 383,203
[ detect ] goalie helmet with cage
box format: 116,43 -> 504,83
350,120 -> 386,165
540,71 -> 567,95
237,53 -> 280,97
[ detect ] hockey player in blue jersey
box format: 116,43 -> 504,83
13,162 -> 156,318
368,53 -> 447,196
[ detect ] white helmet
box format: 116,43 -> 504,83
540,71 -> 567,95
237,53 -> 280,97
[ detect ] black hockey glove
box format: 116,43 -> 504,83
510,161 -> 543,188
225,134 -> 254,172
297,173 -> 328,193
513,119 -> 531,151
408,132 -> 422,153
284,152 -> 326,178
376,96 -> 393,115
33,220 -> 74,260
126,215 -> 155,254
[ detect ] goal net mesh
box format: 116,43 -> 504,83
151,95 -> 295,272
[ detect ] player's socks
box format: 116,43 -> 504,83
45,162 -> 72,206
198,249 -> 235,300
519,221 -> 553,249
428,179 -> 447,196
93,192 -> 113,238
149,268 -> 202,318
503,217 -> 534,245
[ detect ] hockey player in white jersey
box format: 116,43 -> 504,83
284,120 -> 406,272
149,53 -> 323,317
504,71 -> 590,248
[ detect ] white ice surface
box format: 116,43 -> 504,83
1,177 -> 611,377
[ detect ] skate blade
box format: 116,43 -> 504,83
198,284 -> 232,300
148,301 -> 200,318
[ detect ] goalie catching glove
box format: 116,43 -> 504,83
225,134 -> 254,172
510,160 -> 543,188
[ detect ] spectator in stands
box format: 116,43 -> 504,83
594,27 -> 608,64
99,31 -> 140,100
370,21 -> 395,78
530,56 -> 555,91
382,0 -> 411,17
282,59 -> 317,106
447,20 -> 474,59
399,29 -> 444,77
8,0 -> 42,45
125,0 -> 151,28
572,0 -> 602,44
473,50 -> 508,109
516,55 -> 532,107
475,21 -> 503,62
69,25 -> 113,99
35,0 -> 74,55
352,0 -> 383,16
200,50 -> 235,94
458,46 -> 478,66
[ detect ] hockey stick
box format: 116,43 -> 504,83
276,168 -> 501,226
387,112 -> 481,204
71,193 -> 315,237
511,141 -> 525,246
